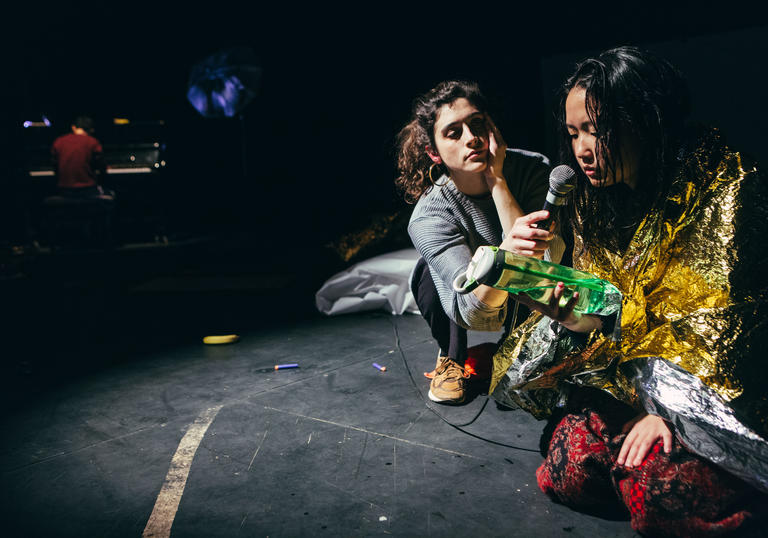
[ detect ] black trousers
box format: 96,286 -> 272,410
411,258 -> 521,366
411,257 -> 468,365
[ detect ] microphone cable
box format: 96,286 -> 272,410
388,302 -> 540,453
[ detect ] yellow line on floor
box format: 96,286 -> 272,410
143,405 -> 222,538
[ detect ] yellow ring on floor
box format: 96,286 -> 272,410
203,334 -> 240,345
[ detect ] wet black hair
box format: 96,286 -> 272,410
559,46 -> 691,253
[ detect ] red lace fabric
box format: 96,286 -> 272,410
536,390 -> 767,537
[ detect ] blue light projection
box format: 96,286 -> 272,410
187,48 -> 262,118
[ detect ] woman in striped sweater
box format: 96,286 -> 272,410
396,80 -> 563,405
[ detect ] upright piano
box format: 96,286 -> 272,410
17,119 -> 170,244
23,119 -> 167,179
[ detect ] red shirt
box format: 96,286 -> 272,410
51,133 -> 105,189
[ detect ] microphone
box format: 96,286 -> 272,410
535,165 -> 576,230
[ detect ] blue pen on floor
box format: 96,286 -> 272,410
372,363 -> 386,372
274,363 -> 299,370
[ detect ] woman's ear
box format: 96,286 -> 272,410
425,145 -> 442,164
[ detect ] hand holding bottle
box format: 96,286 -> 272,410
514,282 -> 602,333
454,246 -> 621,324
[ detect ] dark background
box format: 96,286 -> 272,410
1,3 -> 767,405
4,4 -> 767,250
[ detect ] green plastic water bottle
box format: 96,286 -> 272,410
452,246 -> 620,315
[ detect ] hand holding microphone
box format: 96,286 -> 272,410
501,211 -> 553,258
501,165 -> 576,258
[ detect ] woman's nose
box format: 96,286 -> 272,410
465,129 -> 483,147
575,137 -> 594,163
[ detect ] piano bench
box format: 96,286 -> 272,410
41,196 -> 115,249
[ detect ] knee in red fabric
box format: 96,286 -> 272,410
537,412 -> 617,510
616,441 -> 754,537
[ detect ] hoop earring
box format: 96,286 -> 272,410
428,163 -> 447,186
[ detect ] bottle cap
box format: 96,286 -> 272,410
453,246 -> 497,294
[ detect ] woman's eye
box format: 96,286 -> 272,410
470,120 -> 488,134
446,130 -> 460,139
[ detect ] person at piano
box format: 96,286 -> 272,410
51,115 -> 114,201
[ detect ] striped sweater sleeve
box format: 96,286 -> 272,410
408,215 -> 507,331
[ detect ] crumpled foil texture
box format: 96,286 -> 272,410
490,129 -> 768,491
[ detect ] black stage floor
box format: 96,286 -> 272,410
1,300 -> 639,537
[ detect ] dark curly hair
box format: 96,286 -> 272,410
559,46 -> 691,253
395,80 -> 487,203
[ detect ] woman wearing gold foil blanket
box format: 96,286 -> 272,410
490,46 -> 768,536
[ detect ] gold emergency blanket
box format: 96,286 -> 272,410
490,130 -> 768,490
